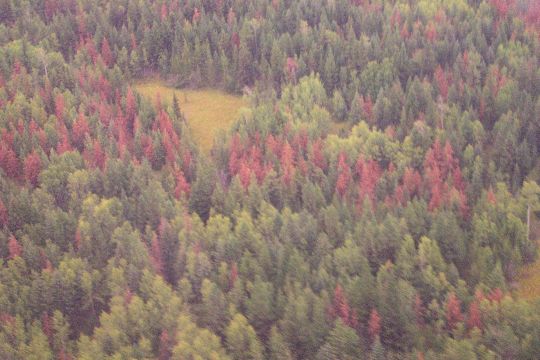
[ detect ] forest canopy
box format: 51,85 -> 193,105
1,0 -> 540,359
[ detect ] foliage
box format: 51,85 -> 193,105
0,0 -> 539,359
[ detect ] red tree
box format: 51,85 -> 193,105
310,139 -> 326,170
74,228 -> 82,251
487,187 -> 497,205
84,38 -> 98,64
231,32 -> 240,49
265,134 -> 280,157
228,6 -> 237,24
329,284 -> 358,328
249,146 -> 265,184
363,95 -> 374,123
434,66 -> 449,101
72,112 -> 90,149
490,0 -> 514,18
162,132 -> 175,165
24,152 -> 42,187
336,152 -> 351,197
280,140 -> 295,186
142,136 -> 155,165
8,235 -> 22,259
160,3 -> 168,20
445,292 -> 463,331
467,300 -> 482,330
424,140 -> 451,211
0,144 -> 20,179
182,148 -> 192,177
414,294 -> 425,326
158,329 -> 171,360
192,7 -> 201,22
41,312 -> 53,345
425,21 -> 437,42
524,1 -> 540,29
239,160 -> 251,190
488,288 -> 503,303
285,57 -> 298,83
124,287 -> 133,305
44,0 -> 59,20
359,158 -> 381,202
98,74 -> 112,100
58,348 -> 73,360
355,156 -> 381,206
442,141 -> 457,177
55,93 -> 65,121
400,23 -> 410,39
130,33 -> 138,51
174,168 -> 190,199
86,139 -> 106,170
368,308 -> 381,341
403,167 -> 422,197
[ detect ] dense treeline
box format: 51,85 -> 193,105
1,0 -> 540,359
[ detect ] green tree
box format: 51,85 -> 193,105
316,319 -> 362,360
172,314 -> 230,360
189,159 -> 216,222
268,326 -> 293,360
225,313 -> 264,360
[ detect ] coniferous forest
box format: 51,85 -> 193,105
1,0 -> 540,359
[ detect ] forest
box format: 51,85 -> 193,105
0,0 -> 540,359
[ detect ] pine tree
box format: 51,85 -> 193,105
0,199 -> 8,227
269,326 -> 293,360
239,160 -> 252,190
101,38 -> 113,67
370,336 -> 385,360
0,143 -> 20,179
434,66 -> 449,101
445,292 -> 463,331
316,319 -> 361,360
189,160 -> 216,222
158,329 -> 171,360
174,168 -> 190,199
225,313 -> 264,360
55,93 -> 65,122
467,300 -> 482,331
329,284 -> 358,328
150,233 -> 164,275
126,87 -> 137,133
336,153 -> 351,198
280,141 -> 295,186
8,234 -> 22,259
368,309 -> 381,341
72,112 -> 90,150
23,152 -> 42,187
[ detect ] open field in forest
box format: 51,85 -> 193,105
134,82 -> 247,152
515,258 -> 540,300
514,214 -> 540,300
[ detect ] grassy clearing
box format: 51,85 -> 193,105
134,82 -> 247,153
515,257 -> 540,300
329,121 -> 352,136
514,214 -> 540,300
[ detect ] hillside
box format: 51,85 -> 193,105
1,1 -> 540,359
